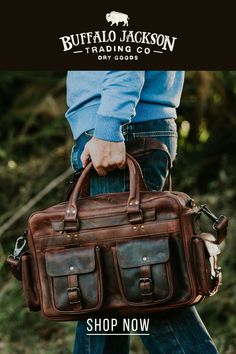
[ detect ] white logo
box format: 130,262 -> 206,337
59,12 -> 178,61
106,11 -> 129,26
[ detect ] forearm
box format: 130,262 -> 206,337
94,71 -> 145,142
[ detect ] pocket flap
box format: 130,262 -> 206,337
45,247 -> 95,276
117,238 -> 170,268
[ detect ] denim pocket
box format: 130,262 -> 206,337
70,133 -> 91,172
127,120 -> 178,191
132,130 -> 178,163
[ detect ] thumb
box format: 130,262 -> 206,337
80,144 -> 90,168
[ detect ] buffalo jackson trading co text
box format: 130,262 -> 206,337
59,30 -> 177,61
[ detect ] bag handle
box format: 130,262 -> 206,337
64,154 -> 147,230
65,138 -> 173,200
64,140 -> 173,230
78,152 -> 148,198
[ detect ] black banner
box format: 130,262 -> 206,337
0,2 -> 235,69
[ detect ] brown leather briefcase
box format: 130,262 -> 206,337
7,150 -> 228,321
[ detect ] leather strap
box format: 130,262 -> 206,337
126,138 -> 172,191
214,216 -> 228,244
67,274 -> 82,309
197,205 -> 228,244
139,265 -> 153,302
126,138 -> 172,165
7,256 -> 22,280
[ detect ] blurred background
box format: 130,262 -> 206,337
0,71 -> 235,354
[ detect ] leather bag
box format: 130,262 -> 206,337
7,144 -> 228,321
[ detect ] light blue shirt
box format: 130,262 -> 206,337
66,71 -> 185,142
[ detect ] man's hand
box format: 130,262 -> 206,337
81,137 -> 126,176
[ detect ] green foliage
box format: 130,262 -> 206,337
0,71 -> 236,353
0,276 -> 74,354
176,71 -> 236,196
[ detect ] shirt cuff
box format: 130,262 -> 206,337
93,114 -> 125,142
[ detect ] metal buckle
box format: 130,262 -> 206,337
128,209 -> 144,224
63,219 -> 80,232
199,205 -> 218,223
139,277 -> 153,296
67,286 -> 82,304
199,205 -> 227,235
13,236 -> 27,259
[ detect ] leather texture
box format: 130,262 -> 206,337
7,146 -> 228,321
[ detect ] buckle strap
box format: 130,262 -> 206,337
7,229 -> 29,281
139,265 -> 153,302
140,277 -> 153,295
127,209 -> 143,224
7,255 -> 22,280
199,205 -> 228,244
67,274 -> 82,308
67,286 -> 82,304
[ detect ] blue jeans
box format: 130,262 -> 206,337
71,119 -> 218,354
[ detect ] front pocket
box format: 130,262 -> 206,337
192,235 -> 222,296
113,237 -> 173,306
45,245 -> 103,313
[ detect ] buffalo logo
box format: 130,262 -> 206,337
106,11 -> 129,26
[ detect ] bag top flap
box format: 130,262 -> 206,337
116,237 -> 170,268
45,246 -> 95,276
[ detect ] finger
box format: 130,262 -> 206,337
80,146 -> 90,168
106,165 -> 116,172
117,158 -> 127,170
96,167 -> 107,176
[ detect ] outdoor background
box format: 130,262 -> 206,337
0,71 -> 235,354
